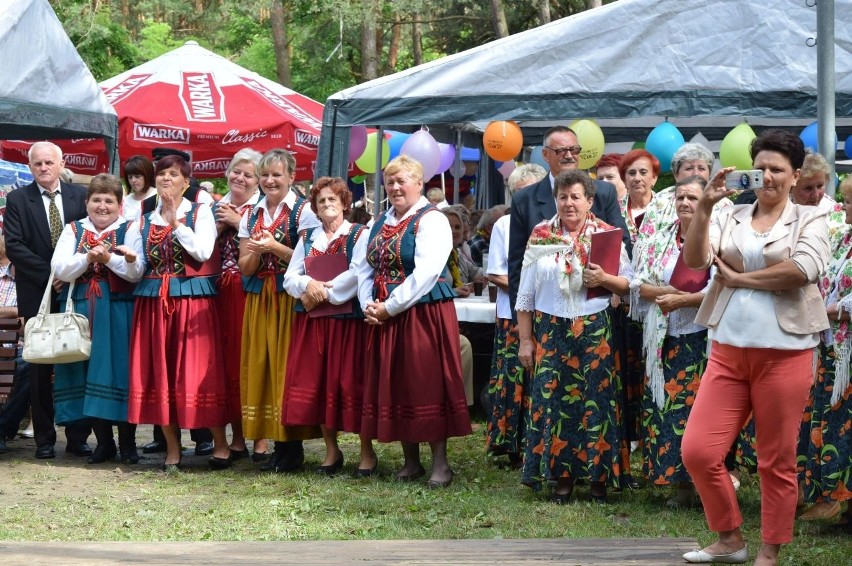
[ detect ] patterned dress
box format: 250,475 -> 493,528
53,219 -> 142,424
128,202 -> 229,428
281,223 -> 368,433
629,219 -> 709,485
802,206 -> 852,504
516,214 -> 633,491
213,193 -> 260,425
360,202 -> 471,443
240,193 -> 321,442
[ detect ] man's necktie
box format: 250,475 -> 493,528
46,191 -> 62,247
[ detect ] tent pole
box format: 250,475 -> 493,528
817,0 -> 836,195
374,127 -> 385,218
454,130 -> 462,204
328,103 -> 338,175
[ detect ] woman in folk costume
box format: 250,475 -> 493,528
52,174 -> 144,465
238,149 -> 321,473
798,176 -> 852,524
128,155 -> 231,472
212,148 -> 264,462
628,176 -> 711,507
517,169 -> 633,504
356,155 -> 471,488
282,176 -> 377,477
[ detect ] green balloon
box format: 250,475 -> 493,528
355,132 -> 390,174
351,175 -> 365,184
720,123 -> 756,169
631,141 -> 645,150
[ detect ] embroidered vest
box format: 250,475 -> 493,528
67,220 -> 136,299
293,223 -> 365,318
242,196 -> 308,294
366,205 -> 455,304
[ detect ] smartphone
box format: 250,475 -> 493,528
725,170 -> 764,191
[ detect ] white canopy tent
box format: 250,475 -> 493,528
0,0 -> 118,170
316,0 -> 852,203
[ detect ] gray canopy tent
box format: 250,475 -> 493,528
316,0 -> 852,206
0,0 -> 118,171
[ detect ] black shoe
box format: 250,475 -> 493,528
208,454 -> 233,471
87,442 -> 117,464
65,442 -> 93,457
265,441 -> 304,473
251,451 -> 271,463
259,450 -> 282,472
120,446 -> 140,465
395,464 -> 426,482
229,448 -> 250,461
35,444 -> 56,459
141,440 -> 167,454
315,452 -> 344,476
0,437 -> 8,454
623,474 -> 642,490
194,441 -> 214,456
353,461 -> 379,479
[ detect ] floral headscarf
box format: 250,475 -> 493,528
819,204 -> 852,406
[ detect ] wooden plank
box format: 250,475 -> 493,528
0,538 -> 698,565
0,329 -> 18,341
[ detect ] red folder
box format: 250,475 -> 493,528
586,228 -> 623,300
304,254 -> 354,318
669,252 -> 710,293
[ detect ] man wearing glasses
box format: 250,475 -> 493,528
508,125 -> 629,310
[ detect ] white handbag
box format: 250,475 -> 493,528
23,272 -> 91,364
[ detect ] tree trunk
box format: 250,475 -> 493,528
360,0 -> 379,81
490,0 -> 509,38
587,0 -> 602,8
537,0 -> 551,25
412,11 -> 423,66
386,13 -> 401,73
270,0 -> 292,87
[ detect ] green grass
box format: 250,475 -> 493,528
0,425 -> 848,565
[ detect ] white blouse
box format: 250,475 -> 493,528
52,217 -> 145,283
283,220 -> 366,305
711,228 -> 819,349
238,189 -> 320,239
487,214 -> 512,320
148,198 -> 217,262
356,196 -> 452,317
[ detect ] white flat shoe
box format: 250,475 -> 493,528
683,546 -> 748,564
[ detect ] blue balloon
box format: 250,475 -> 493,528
529,146 -> 548,169
800,121 -> 838,153
386,131 -> 411,161
845,134 -> 852,160
645,122 -> 684,173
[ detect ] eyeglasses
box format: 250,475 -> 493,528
545,145 -> 582,157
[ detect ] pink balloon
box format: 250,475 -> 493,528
436,143 -> 456,174
400,129 -> 441,181
348,126 -> 368,163
497,160 -> 516,179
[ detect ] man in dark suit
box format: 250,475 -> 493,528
4,141 -> 92,459
508,126 -> 630,309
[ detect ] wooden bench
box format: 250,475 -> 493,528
0,317 -> 21,406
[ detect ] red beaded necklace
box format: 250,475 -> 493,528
254,202 -> 289,236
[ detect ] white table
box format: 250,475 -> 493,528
454,295 -> 496,324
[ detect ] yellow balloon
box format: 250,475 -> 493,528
719,123 -> 756,170
569,119 -> 605,170
355,132 -> 390,174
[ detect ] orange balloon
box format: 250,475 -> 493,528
483,121 -> 523,161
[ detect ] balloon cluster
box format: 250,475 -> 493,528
348,126 -> 456,181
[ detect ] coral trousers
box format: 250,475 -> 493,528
682,341 -> 813,545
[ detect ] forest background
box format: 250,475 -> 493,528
50,0 -> 615,103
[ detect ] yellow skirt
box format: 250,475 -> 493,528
240,279 -> 321,441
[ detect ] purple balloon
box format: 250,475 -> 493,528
436,143 -> 456,174
348,126 -> 368,163
400,129 -> 441,181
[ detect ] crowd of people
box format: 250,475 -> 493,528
0,129 -> 849,564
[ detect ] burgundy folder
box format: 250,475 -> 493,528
304,254 -> 353,318
669,252 -> 710,293
586,228 -> 623,300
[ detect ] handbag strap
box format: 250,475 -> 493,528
34,271 -> 78,318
